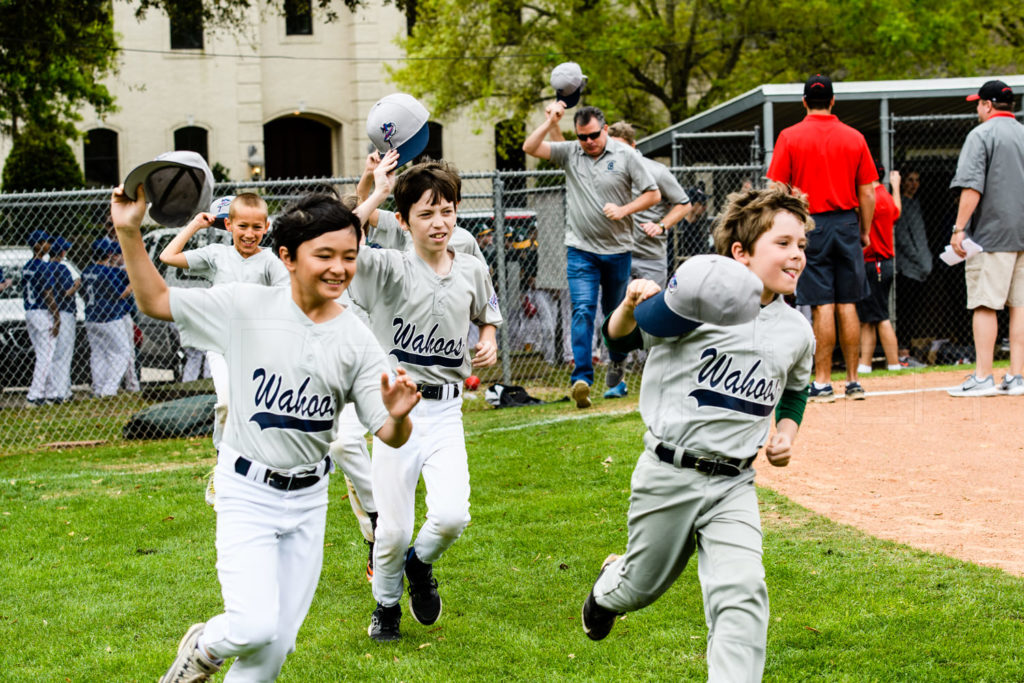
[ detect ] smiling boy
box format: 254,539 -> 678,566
581,186 -> 814,683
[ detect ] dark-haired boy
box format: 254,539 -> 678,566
348,156 -> 503,641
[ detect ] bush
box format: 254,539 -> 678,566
1,127 -> 85,193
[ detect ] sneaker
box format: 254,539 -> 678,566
405,547 -> 442,625
605,360 -> 626,388
844,381 -> 866,400
948,374 -> 998,397
203,469 -> 216,507
808,384 -> 835,403
571,380 -> 592,409
24,398 -> 45,408
603,381 -> 628,399
367,603 -> 402,642
365,540 -> 375,583
158,623 -> 221,683
899,355 -> 926,368
999,374 -> 1024,396
582,554 -> 622,641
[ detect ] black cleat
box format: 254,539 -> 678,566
405,547 -> 442,625
368,603 -> 401,642
582,554 -> 621,641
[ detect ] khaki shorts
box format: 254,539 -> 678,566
965,251 -> 1024,310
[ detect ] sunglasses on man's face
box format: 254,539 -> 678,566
577,130 -> 603,142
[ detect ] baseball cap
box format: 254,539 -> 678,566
551,62 -> 587,108
686,186 -> 708,204
803,74 -> 833,100
27,230 -> 53,246
967,80 -> 1015,104
92,237 -> 121,257
122,151 -> 214,228
634,255 -> 763,337
366,93 -> 430,167
51,237 -> 72,254
209,195 -> 235,228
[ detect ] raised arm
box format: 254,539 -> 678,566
357,151 -> 382,227
607,278 -> 662,339
111,185 -> 172,321
522,102 -> 565,161
353,150 -> 398,228
159,212 -> 215,268
889,170 -> 902,217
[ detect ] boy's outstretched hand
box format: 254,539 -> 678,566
381,367 -> 420,419
471,339 -> 497,368
111,184 -> 148,231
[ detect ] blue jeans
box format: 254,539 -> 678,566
566,247 -> 631,385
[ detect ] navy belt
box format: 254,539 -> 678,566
417,382 -> 460,400
234,455 -> 330,491
654,443 -> 755,477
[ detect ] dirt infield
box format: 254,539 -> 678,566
757,369 -> 1024,576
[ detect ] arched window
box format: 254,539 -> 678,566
174,126 -> 209,161
264,117 -> 334,179
83,128 -> 119,188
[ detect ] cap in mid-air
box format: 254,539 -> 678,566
366,93 -> 430,167
27,230 -> 53,247
803,74 -> 833,100
966,79 -> 1015,104
551,62 -> 586,108
634,255 -> 764,337
122,151 -> 214,229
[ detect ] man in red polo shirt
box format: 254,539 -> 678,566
767,74 -> 877,402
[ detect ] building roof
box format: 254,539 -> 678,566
638,74 -> 1024,157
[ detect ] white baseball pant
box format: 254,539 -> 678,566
121,315 -> 140,392
199,452 -> 330,681
208,351 -> 229,449
371,395 -> 470,607
47,310 -> 76,401
593,452 -> 768,683
85,317 -> 132,397
328,403 -> 376,542
25,309 -> 57,402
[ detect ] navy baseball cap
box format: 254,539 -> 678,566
92,237 -> 121,257
27,230 -> 53,246
366,94 -> 430,167
634,255 -> 764,337
803,74 -> 834,100
967,80 -> 1014,104
51,237 -> 72,253
551,62 -> 587,108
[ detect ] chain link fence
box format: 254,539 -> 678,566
2,117 -> 1012,450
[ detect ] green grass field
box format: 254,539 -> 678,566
2,397 -> 1024,681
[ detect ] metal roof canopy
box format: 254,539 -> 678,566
638,74 -> 1024,162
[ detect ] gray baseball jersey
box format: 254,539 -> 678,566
184,244 -> 290,286
170,283 -> 391,469
371,210 -> 487,264
548,138 -> 657,255
631,154 -> 690,262
347,248 -> 503,384
637,297 -> 813,457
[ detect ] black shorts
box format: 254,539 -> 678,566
795,210 -> 869,306
855,258 -> 894,323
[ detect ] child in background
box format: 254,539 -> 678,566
81,238 -> 133,397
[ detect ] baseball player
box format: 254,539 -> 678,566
48,237 -> 82,403
160,193 -> 289,503
348,152 -> 503,642
581,186 -> 814,683
22,230 -> 59,406
81,238 -> 133,397
112,184 -> 420,682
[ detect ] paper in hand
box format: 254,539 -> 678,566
939,238 -> 983,266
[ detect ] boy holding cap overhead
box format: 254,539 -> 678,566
580,186 -> 814,683
23,230 -> 59,406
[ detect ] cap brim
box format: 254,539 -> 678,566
395,125 -> 431,167
556,87 -> 582,108
123,160 -> 183,200
633,292 -> 702,338
966,94 -> 981,102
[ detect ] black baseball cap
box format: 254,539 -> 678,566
967,80 -> 1014,104
803,74 -> 833,100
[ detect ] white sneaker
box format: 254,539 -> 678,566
159,623 -> 221,683
948,374 -> 999,397
999,374 -> 1024,396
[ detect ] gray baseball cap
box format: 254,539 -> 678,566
551,62 -> 586,108
366,93 -> 430,167
122,151 -> 214,228
634,255 -> 764,337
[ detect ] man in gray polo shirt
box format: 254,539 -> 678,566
948,79 -> 1024,397
523,103 -> 660,408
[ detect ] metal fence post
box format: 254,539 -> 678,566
492,172 -> 512,385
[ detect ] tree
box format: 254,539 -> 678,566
388,0 -> 1021,135
0,2 -> 118,139
1,126 -> 84,193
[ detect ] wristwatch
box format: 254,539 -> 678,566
952,225 -> 964,235
657,221 -> 667,234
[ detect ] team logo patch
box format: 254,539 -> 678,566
606,160 -> 616,171
380,121 -> 397,149
488,292 -> 500,312
666,274 -> 678,294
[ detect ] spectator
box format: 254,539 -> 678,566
22,230 -> 59,407
523,102 -> 660,408
81,238 -> 133,397
767,73 -> 877,402
948,80 -> 1024,397
48,237 -> 82,403
857,167 -> 902,374
892,168 -> 931,365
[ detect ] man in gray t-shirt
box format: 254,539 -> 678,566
523,103 -> 660,408
948,80 -> 1024,397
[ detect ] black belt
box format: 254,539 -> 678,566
417,382 -> 460,400
654,443 -> 755,477
234,455 -> 330,491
